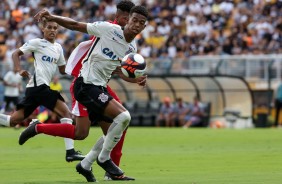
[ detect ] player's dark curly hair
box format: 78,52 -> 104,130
130,5 -> 148,19
117,0 -> 135,13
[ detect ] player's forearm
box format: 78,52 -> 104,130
119,73 -> 137,83
50,15 -> 87,33
12,50 -> 22,72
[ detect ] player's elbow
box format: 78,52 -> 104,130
12,49 -> 21,58
71,22 -> 88,33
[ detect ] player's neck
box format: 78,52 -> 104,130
123,30 -> 134,43
44,38 -> 55,44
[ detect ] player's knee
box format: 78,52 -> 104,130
116,111 -> 131,126
74,128 -> 89,140
9,119 -> 18,127
9,116 -> 22,127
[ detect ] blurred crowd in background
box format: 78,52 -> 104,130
0,0 -> 282,70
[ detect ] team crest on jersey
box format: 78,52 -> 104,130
98,93 -> 109,103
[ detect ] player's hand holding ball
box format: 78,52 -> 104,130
136,75 -> 147,87
121,53 -> 147,87
121,53 -> 146,78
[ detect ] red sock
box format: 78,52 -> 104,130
36,124 -> 75,139
111,130 -> 127,166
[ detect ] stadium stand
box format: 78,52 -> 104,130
1,0 -> 282,62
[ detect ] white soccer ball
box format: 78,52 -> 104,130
121,53 -> 146,78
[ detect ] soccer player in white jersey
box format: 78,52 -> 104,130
19,5 -> 148,182
67,1 -> 136,180
0,20 -> 84,161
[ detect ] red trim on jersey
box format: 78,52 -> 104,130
107,85 -> 121,103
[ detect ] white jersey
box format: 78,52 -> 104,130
80,21 -> 137,87
3,71 -> 22,97
19,38 -> 66,88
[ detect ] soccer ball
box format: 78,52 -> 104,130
121,53 -> 146,78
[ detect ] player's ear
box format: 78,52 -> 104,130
141,24 -> 146,31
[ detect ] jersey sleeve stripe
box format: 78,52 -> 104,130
82,37 -> 100,64
66,37 -> 100,77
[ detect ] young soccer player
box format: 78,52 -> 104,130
0,20 -> 83,161
20,5 -> 148,182
66,1 -> 136,180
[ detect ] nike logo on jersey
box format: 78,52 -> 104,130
112,37 -> 124,46
40,45 -> 46,48
113,30 -> 123,39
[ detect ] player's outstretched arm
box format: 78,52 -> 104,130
34,9 -> 87,33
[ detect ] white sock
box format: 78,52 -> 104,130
60,118 -> 74,151
0,114 -> 11,127
81,136 -> 104,170
98,111 -> 130,162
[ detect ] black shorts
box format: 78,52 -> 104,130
73,77 -> 113,123
16,84 -> 65,118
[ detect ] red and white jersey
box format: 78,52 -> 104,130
65,39 -> 93,77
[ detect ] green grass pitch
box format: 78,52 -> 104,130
0,127 -> 282,184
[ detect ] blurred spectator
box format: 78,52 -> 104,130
171,97 -> 189,127
11,5 -> 23,23
50,75 -> 63,92
3,68 -> 22,113
48,76 -> 68,123
274,81 -> 282,127
22,19 -> 42,43
183,96 -> 206,128
156,96 -> 174,127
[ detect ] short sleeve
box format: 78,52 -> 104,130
19,39 -> 38,54
87,21 -> 112,37
57,44 -> 66,66
3,71 -> 11,82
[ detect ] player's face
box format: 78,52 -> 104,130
116,11 -> 130,27
127,13 -> 146,35
42,22 -> 58,43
